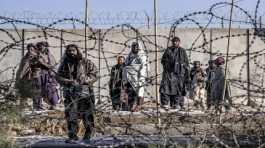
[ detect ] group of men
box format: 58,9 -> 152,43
109,37 -> 231,112
109,41 -> 148,112
189,57 -> 231,111
16,42 -> 60,111
15,37 -> 231,142
16,42 -> 97,142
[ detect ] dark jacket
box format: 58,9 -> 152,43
57,57 -> 98,115
211,66 -> 230,102
205,66 -> 215,94
57,57 -> 97,86
109,64 -> 124,98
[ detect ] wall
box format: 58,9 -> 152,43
0,27 -> 264,106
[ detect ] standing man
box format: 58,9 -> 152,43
205,60 -> 216,109
190,61 -> 206,109
109,56 -> 126,111
32,41 -> 60,111
16,43 -> 39,98
57,44 -> 98,142
123,41 -> 149,112
211,57 -> 231,112
160,37 -> 190,110
16,43 -> 40,110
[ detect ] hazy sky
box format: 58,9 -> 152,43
0,0 -> 263,14
1,0 -> 264,27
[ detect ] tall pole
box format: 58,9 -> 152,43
60,30 -> 64,102
98,29 -> 101,104
60,30 -> 63,59
259,16 -> 262,31
154,0 -> 160,126
221,16 -> 224,28
261,54 -> 265,103
222,0 -> 234,113
22,29 -> 25,57
84,0 -> 88,59
246,29 -> 251,106
209,29 -> 213,61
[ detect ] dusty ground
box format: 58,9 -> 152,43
1,98 -> 264,147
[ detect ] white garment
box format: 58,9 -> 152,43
123,41 -> 149,97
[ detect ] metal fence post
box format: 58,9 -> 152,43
246,29 -> 251,106
97,29 -> 101,104
209,29 -> 213,60
22,29 -> 25,57
60,30 -> 63,59
221,16 -> 224,28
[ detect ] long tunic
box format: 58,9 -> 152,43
36,51 -> 59,104
210,66 -> 230,103
205,67 -> 215,99
159,46 -> 190,96
109,64 -> 124,103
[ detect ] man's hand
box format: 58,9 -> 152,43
60,79 -> 78,86
38,59 -> 54,70
69,80 -> 79,86
185,80 -> 192,91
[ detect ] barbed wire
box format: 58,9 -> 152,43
1,1 -> 265,147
